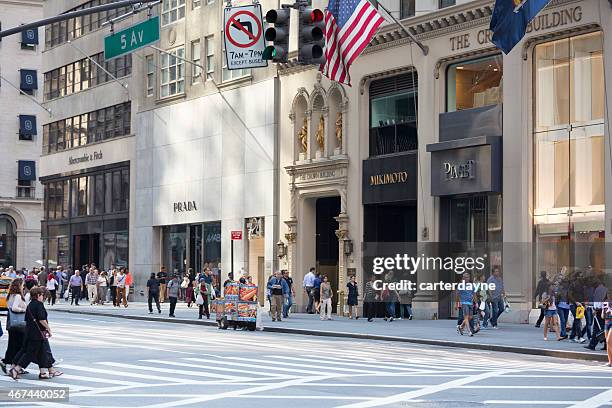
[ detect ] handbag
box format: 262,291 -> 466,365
7,309 -> 26,331
27,306 -> 51,339
195,293 -> 205,305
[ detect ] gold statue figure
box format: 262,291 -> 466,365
297,117 -> 308,153
335,112 -> 343,146
316,115 -> 325,151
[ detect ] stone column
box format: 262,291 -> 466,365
334,212 -> 349,316
341,101 -> 348,155
305,109 -> 312,161
322,106 -> 329,157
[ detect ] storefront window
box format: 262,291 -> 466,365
533,32 -> 605,282
369,73 -> 418,156
447,55 -> 502,112
163,225 -> 187,277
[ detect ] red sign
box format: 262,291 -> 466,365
231,230 -> 243,240
225,10 -> 262,48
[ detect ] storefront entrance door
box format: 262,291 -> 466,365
73,234 -> 100,269
316,197 -> 340,313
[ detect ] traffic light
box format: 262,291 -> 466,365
262,8 -> 290,63
298,8 -> 325,65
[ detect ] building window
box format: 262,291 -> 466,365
160,46 -> 185,98
439,0 -> 455,8
369,72 -> 418,156
193,0 -> 201,8
43,166 -> 129,222
400,0 -> 415,19
17,180 -> 34,198
146,55 -> 155,96
205,35 -> 214,76
207,0 -> 214,4
191,39 -> 201,84
533,32 -> 605,283
446,55 -> 502,112
43,53 -> 132,101
0,215 -> 17,268
43,102 -> 131,154
44,0 -> 132,48
161,0 -> 186,26
222,48 -> 251,82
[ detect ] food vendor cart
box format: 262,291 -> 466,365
213,283 -> 258,331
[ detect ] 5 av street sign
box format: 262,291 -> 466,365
104,16 -> 160,61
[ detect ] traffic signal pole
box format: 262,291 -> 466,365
0,0 -> 160,40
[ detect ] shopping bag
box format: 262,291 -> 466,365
63,290 -> 70,300
195,293 -> 204,305
504,298 -> 511,313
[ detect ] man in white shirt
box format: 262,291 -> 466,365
303,267 -> 316,314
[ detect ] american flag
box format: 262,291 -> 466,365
321,0 -> 385,85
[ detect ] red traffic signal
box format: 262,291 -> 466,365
309,8 -> 324,23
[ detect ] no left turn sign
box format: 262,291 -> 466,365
224,4 -> 268,70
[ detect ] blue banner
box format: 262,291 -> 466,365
19,115 -> 37,137
21,28 -> 39,45
489,0 -> 551,54
18,160 -> 36,181
19,69 -> 38,90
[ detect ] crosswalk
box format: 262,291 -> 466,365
0,314 -> 611,408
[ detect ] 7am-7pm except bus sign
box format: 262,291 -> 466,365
104,16 -> 160,61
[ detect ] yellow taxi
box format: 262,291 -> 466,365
0,277 -> 15,310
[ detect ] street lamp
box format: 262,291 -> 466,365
277,241 -> 287,258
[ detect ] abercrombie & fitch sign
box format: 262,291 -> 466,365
174,201 -> 198,212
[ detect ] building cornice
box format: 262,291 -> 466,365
279,0 -> 583,76
0,0 -> 44,7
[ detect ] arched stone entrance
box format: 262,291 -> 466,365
0,214 -> 17,268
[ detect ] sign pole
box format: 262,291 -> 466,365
231,239 -> 235,276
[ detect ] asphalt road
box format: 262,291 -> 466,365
0,312 -> 610,408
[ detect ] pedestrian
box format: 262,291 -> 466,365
69,270 -> 83,306
398,285 -> 415,321
109,268 -> 118,307
146,273 -> 161,314
569,271 -> 586,343
0,279 -> 27,375
319,275 -> 333,321
125,269 -> 133,304
585,280 -> 608,351
267,271 -> 289,322
603,301 -> 612,367
186,271 -> 195,308
346,275 -> 359,319
486,266 -> 506,329
157,266 -> 168,303
167,275 -> 180,317
382,280 -> 398,322
541,284 -> 561,341
180,274 -> 189,301
116,268 -> 128,308
97,271 -> 108,305
303,267 -> 316,314
534,270 -> 550,328
313,272 -> 322,314
363,274 -> 377,322
45,275 -> 58,306
476,274 -> 489,328
37,267 -> 47,288
24,269 -> 38,290
282,270 -> 295,319
8,287 -> 63,380
556,279 -> 571,341
456,272 -> 476,336
196,280 -> 212,319
223,272 -> 234,291
85,268 -> 98,305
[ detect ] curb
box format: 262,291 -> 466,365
51,309 -> 607,362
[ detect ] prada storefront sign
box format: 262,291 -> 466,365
427,136 -> 501,196
174,201 -> 198,212
362,152 -> 417,204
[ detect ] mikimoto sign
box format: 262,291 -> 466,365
224,4 -> 268,69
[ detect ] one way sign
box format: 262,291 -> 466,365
224,4 -> 268,70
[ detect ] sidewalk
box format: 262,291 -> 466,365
47,300 -> 607,362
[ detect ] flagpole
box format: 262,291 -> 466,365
374,1 -> 428,56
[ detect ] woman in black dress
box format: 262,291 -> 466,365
346,275 -> 359,319
9,287 -> 62,380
